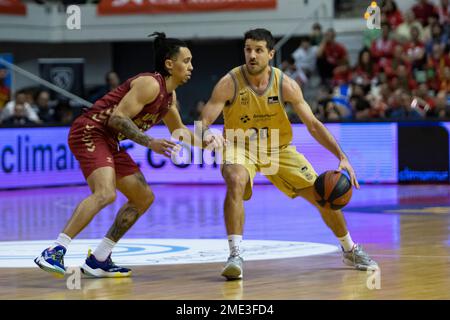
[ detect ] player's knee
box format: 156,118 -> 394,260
95,190 -> 117,207
224,171 -> 247,193
140,189 -> 155,212
133,188 -> 154,213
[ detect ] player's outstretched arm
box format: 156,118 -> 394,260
283,75 -> 360,188
108,76 -> 176,158
200,74 -> 235,148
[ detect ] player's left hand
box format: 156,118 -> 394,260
336,158 -> 360,189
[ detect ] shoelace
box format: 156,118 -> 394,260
52,250 -> 65,265
105,256 -> 116,266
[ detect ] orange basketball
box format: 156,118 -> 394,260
313,171 -> 353,210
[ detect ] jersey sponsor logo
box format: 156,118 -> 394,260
267,96 -> 279,104
240,115 -> 251,123
301,166 -> 314,180
253,113 -> 277,122
239,90 -> 249,106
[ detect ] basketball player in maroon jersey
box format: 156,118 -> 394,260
34,33 -> 211,277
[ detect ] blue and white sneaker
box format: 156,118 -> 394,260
81,250 -> 132,278
34,245 -> 67,276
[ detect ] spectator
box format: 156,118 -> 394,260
389,64 -> 419,92
88,71 -> 120,103
1,91 -> 40,123
414,83 -> 436,112
55,100 -> 74,125
280,57 -> 305,85
422,13 -> 441,42
329,83 -> 353,120
310,22 -> 323,46
381,0 -> 404,29
316,28 -> 349,87
371,23 -> 397,70
33,90 -> 56,123
404,26 -> 426,70
439,66 -> 450,93
412,0 -> 438,27
350,84 -> 372,120
316,92 -> 351,122
426,43 -> 450,91
332,61 -> 353,87
433,91 -> 450,118
0,66 -> 10,111
395,10 -> 424,43
353,48 -> 378,86
291,36 -> 318,82
386,89 -> 424,119
382,44 -> 410,78
436,0 -> 450,26
22,88 -> 35,106
2,103 -> 35,126
368,83 -> 390,118
425,22 -> 448,55
322,100 -> 351,121
314,86 -> 333,120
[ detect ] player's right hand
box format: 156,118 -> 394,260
204,134 -> 228,150
148,139 -> 180,158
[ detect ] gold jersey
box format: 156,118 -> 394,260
223,65 -> 292,150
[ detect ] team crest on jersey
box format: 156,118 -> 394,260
268,96 -> 279,104
239,90 -> 249,106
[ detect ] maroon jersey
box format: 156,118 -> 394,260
83,72 -> 173,141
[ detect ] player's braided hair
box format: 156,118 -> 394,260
148,32 -> 188,77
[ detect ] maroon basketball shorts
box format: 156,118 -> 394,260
68,116 -> 140,179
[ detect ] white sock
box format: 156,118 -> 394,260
53,233 -> 71,250
93,237 -> 116,261
228,235 -> 242,256
338,233 -> 355,252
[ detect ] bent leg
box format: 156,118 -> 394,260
106,171 -> 154,242
296,186 -> 378,270
296,185 -> 348,237
82,172 -> 153,277
63,167 -> 117,238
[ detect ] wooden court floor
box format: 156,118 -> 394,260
0,184 -> 449,299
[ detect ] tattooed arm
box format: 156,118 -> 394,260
108,76 -> 176,157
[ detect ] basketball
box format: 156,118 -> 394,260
313,171 -> 353,210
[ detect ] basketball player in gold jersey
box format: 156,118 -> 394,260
200,29 -> 378,280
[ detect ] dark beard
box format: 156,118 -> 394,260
246,63 -> 266,75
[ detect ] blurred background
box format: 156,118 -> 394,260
0,0 -> 449,187
1,0 -> 448,125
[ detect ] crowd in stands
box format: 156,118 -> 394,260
283,0 -> 449,122
1,0 -> 449,126
0,68 -> 122,126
